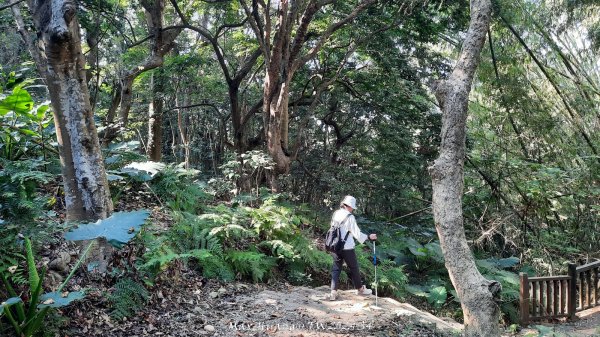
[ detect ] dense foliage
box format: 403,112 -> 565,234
1,0 -> 599,334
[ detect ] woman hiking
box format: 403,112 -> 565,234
329,195 -> 377,301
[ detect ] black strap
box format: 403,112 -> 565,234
339,214 -> 352,242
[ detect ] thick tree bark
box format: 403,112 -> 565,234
28,0 -> 113,222
428,1 -> 500,336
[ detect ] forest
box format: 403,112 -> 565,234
0,0 -> 599,336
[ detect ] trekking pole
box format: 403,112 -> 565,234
373,240 -> 378,307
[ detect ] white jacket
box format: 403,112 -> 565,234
331,208 -> 368,250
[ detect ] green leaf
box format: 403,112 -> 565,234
34,103 -> 50,121
428,286 -> 447,307
64,210 -> 150,247
0,86 -> 34,115
424,242 -> 445,263
475,259 -> 497,271
406,238 -> 426,256
38,291 -> 85,308
24,238 -> 39,292
534,325 -> 553,336
405,284 -> 428,297
490,257 -> 520,269
408,246 -> 427,257
17,128 -> 40,137
497,270 -> 520,285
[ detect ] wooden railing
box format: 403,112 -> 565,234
520,260 -> 600,325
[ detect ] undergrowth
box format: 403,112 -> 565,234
108,278 -> 149,321
137,166 -> 410,302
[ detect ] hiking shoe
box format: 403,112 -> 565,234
356,286 -> 372,296
329,290 -> 338,301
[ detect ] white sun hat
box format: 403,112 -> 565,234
341,195 -> 357,210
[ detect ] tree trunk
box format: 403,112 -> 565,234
428,1 -> 500,336
28,0 -> 113,222
241,0 -> 377,189
147,70 -> 164,161
263,75 -> 292,177
101,0 -> 180,146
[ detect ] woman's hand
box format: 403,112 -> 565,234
369,233 -> 377,241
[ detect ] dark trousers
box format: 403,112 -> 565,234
331,249 -> 362,290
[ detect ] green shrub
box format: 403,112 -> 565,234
139,194 -> 329,285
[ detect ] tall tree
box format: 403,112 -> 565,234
19,0 -> 114,222
428,0 -> 500,336
169,0 -> 262,154
241,0 -> 377,189
102,0 -> 181,146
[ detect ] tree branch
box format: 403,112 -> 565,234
164,102 -> 222,116
0,0 -> 24,11
293,0 -> 377,72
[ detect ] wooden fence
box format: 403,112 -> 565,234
520,260 -> 600,325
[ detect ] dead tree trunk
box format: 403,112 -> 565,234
428,1 -> 500,336
28,0 -> 113,222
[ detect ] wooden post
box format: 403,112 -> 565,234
520,273 -> 530,326
568,263 -> 577,320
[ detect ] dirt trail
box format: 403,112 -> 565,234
232,286 -> 462,336
64,277 -> 462,337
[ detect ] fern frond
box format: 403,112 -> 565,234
258,240 -> 298,261
226,250 -> 276,282
108,278 -> 149,320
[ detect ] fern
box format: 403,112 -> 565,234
0,233 -> 26,286
294,236 -> 332,273
209,224 -> 255,244
226,250 -> 276,282
149,165 -> 210,213
357,247 -> 408,298
141,246 -> 184,272
0,159 -> 54,222
259,240 -> 298,261
108,278 -> 149,321
249,198 -> 301,240
168,214 -> 226,254
199,257 -> 235,281
287,268 -> 313,286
